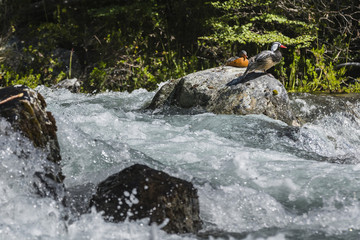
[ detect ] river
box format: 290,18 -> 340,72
1,85 -> 360,240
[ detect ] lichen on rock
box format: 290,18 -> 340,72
148,67 -> 299,126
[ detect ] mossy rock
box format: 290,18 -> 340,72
0,85 -> 63,183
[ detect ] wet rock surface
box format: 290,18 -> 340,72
90,164 -> 202,234
0,85 -> 61,164
148,67 -> 298,125
0,85 -> 64,199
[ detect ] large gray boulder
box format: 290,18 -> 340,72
90,164 -> 202,234
148,67 -> 298,125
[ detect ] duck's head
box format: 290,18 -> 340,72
239,50 -> 248,58
271,42 -> 287,52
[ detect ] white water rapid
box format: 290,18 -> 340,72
1,86 -> 360,240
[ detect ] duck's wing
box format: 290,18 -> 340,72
243,55 -> 258,74
225,56 -> 240,66
254,50 -> 274,62
243,50 -> 277,72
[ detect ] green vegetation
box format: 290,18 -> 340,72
202,0 -> 360,93
0,0 -> 359,93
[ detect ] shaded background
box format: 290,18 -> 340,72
0,0 -> 359,93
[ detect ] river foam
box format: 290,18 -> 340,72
0,86 -> 359,239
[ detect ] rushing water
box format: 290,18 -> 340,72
1,85 -> 360,240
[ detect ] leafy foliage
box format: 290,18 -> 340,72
0,0 -> 359,93
201,12 -> 316,47
202,0 -> 360,93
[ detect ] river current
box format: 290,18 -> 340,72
1,85 -> 360,240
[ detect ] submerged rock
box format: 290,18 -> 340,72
90,164 -> 202,234
0,85 -> 64,199
148,67 -> 298,126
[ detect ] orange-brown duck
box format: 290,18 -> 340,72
225,50 -> 249,68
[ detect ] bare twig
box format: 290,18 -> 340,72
0,93 -> 24,105
336,62 -> 360,69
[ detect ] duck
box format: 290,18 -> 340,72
225,50 -> 249,68
242,42 -> 286,79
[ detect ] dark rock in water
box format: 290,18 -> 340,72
0,85 -> 64,199
148,67 -> 299,126
90,164 -> 202,234
53,78 -> 81,93
0,85 -> 61,164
